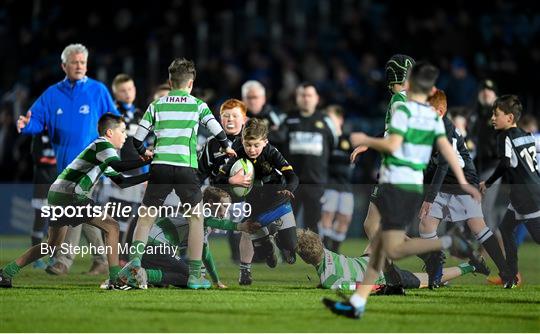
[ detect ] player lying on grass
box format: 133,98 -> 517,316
216,118 -> 299,275
109,187 -> 255,289
297,229 -> 477,292
419,89 -> 511,289
480,95 -> 540,288
0,113 -> 152,288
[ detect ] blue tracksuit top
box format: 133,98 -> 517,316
21,76 -> 119,173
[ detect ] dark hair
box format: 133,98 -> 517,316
408,61 -> 439,95
297,81 -> 319,92
493,95 -> 522,123
242,118 -> 268,141
98,113 -> 124,136
168,58 -> 196,88
203,186 -> 230,204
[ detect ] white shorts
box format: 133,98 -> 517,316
429,192 -> 483,222
322,189 -> 354,216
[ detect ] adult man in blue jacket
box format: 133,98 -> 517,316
17,43 -> 119,275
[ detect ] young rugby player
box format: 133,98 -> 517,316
480,95 -> 540,288
419,89 -> 511,288
323,62 -> 482,319
120,58 -> 236,289
0,114 -> 151,288
198,99 -> 255,284
108,187 -> 254,289
351,54 -> 414,245
217,118 -> 299,275
297,229 -> 477,291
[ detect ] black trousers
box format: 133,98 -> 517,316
499,209 -> 540,277
292,184 -> 324,233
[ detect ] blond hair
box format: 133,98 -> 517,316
296,229 -> 324,266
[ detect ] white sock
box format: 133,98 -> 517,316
333,231 -> 346,242
441,236 -> 452,249
475,227 -> 493,243
420,231 -> 438,240
350,294 -> 366,308
321,227 -> 334,238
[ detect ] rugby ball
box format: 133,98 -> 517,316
229,158 -> 254,197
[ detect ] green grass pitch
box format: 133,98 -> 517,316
1,236 -> 539,332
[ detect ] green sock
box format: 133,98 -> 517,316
188,260 -> 202,278
129,240 -> 146,263
3,261 -> 21,279
109,265 -> 121,281
458,263 -> 475,275
146,269 -> 163,284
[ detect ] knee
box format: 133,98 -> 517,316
384,247 -> 400,261
103,220 -> 120,236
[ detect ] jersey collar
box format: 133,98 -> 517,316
168,89 -> 189,96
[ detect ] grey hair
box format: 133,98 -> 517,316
241,80 -> 266,98
61,44 -> 88,64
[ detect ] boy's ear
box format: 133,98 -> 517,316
105,128 -> 113,137
429,86 -> 437,97
508,113 -> 515,124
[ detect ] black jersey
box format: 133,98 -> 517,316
198,133 -> 238,184
31,131 -> 56,168
486,127 -> 540,214
116,101 -> 145,175
281,110 -> 337,184
216,139 -> 299,217
424,116 -> 479,202
327,134 -> 354,192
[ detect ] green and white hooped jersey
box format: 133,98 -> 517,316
316,249 -> 385,290
147,217 -> 211,254
383,91 -> 407,136
135,89 -> 221,168
48,137 -> 120,205
380,100 -> 446,192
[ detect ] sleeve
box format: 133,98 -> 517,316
21,92 -> 48,135
387,105 -> 410,137
108,172 -> 150,189
202,244 -> 219,283
134,103 -> 155,143
268,146 -> 299,193
204,217 -> 238,231
199,102 -> 229,149
108,158 -> 151,173
215,139 -> 243,184
95,142 -> 121,164
198,139 -> 214,182
434,115 -> 447,139
425,162 -> 449,203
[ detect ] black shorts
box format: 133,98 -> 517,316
142,252 -> 188,287
33,166 -> 57,199
378,184 -> 422,231
48,197 -> 96,228
142,164 -> 202,207
383,263 -> 421,289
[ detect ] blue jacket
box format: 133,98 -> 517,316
22,76 -> 119,173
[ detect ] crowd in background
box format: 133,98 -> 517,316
1,0 -> 539,186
